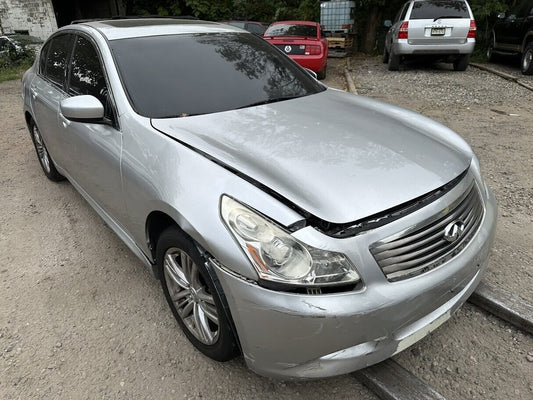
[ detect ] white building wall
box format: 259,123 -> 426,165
0,0 -> 57,40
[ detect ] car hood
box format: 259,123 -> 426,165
151,89 -> 471,224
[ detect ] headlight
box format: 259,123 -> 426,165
220,196 -> 360,288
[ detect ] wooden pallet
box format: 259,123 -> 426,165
327,36 -> 354,50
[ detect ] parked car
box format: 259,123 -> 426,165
383,0 -> 477,71
219,20 -> 266,35
487,1 -> 533,75
263,20 -> 328,79
0,34 -> 42,58
22,18 -> 497,379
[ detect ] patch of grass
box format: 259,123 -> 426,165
0,60 -> 33,83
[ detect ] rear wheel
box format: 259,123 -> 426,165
158,226 -> 239,361
521,43 -> 533,75
453,54 -> 470,71
388,48 -> 400,71
317,64 -> 327,80
29,119 -> 64,182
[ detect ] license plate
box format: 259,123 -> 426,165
431,27 -> 446,36
393,309 -> 452,355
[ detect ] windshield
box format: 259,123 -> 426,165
109,33 -> 324,118
264,24 -> 318,37
410,1 -> 469,19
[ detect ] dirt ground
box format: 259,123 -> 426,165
1,57 -> 532,400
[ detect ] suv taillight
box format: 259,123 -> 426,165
306,45 -> 321,55
398,21 -> 409,39
467,20 -> 476,38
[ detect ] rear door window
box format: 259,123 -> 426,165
410,1 -> 469,19
44,34 -> 73,88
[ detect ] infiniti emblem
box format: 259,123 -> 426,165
443,220 -> 465,243
284,45 -> 292,53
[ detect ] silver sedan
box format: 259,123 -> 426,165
22,18 -> 497,379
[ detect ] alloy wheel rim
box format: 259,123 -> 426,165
523,50 -> 532,71
33,125 -> 50,173
164,248 -> 219,345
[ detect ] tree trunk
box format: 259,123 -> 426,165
362,5 -> 381,53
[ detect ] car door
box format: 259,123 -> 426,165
30,33 -> 74,169
61,34 -> 126,223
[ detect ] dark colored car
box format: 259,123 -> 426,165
263,21 -> 328,79
487,1 -> 533,75
220,20 -> 266,35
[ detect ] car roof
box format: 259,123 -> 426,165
73,18 -> 245,40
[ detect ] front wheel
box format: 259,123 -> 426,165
29,119 -> 64,181
521,43 -> 533,75
158,226 -> 239,361
453,54 -> 470,71
486,38 -> 496,62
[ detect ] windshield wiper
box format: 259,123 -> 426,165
236,95 -> 302,110
433,15 -> 462,21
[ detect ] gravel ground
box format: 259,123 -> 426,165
1,57 -> 532,400
347,56 -> 533,399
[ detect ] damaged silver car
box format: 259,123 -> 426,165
22,18 -> 497,379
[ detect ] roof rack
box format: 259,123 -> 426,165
71,15 -> 199,24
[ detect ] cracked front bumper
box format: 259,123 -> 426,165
212,188 -> 497,379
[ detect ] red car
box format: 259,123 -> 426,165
263,21 -> 328,79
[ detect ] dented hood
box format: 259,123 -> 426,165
151,89 -> 471,224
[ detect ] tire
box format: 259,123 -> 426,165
388,48 -> 400,71
453,54 -> 470,71
521,43 -> 533,75
317,64 -> 327,80
157,226 -> 239,361
486,36 -> 496,63
382,45 -> 389,64
29,119 -> 64,182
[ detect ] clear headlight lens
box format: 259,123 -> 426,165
220,196 -> 360,287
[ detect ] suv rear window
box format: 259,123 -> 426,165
410,1 -> 469,20
264,24 -> 317,37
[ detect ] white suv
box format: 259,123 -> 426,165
383,0 -> 476,71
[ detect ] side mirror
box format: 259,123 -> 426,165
304,68 -> 318,79
384,20 -> 393,28
497,12 -> 505,19
60,95 -> 104,122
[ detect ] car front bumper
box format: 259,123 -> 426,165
212,187 -> 497,379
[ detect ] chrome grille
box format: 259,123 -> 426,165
370,182 -> 484,282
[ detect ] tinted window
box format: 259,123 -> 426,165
109,33 -> 325,119
69,36 -> 107,105
264,24 -> 317,37
45,34 -> 73,87
410,1 -> 469,19
246,23 -> 265,35
226,21 -> 246,29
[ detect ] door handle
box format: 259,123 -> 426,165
59,113 -> 71,128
